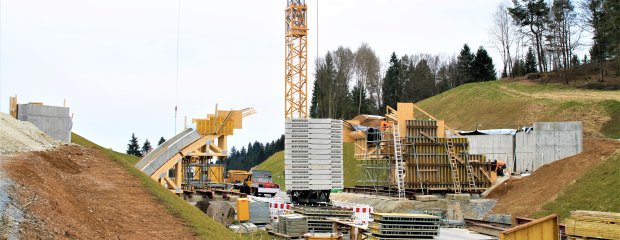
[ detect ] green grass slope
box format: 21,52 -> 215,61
71,133 -> 240,240
417,80 -> 620,138
533,150 -> 620,220
255,142 -> 357,189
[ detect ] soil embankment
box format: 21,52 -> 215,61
487,138 -> 620,217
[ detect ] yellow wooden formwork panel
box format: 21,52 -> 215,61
500,215 -> 559,240
208,165 -> 225,183
396,102 -> 414,136
9,96 -> 18,118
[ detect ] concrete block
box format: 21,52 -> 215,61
534,122 -> 554,131
446,193 -> 471,201
415,195 -> 439,202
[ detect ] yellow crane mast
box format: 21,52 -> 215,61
284,0 -> 309,119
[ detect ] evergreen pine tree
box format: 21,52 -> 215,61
126,133 -> 141,157
472,47 -> 497,81
141,139 -> 152,156
158,137 -> 166,146
457,44 -> 475,84
525,47 -> 538,74
382,52 -> 403,109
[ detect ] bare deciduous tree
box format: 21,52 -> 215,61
490,2 -> 516,77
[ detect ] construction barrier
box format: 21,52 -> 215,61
332,201 -> 373,225
269,201 -> 292,220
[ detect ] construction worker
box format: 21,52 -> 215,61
380,118 -> 389,132
493,160 -> 506,176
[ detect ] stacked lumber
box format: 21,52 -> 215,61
565,210 -> 620,239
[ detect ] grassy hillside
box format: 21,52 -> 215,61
417,80 -> 620,138
256,80 -> 619,192
255,142 -> 357,189
71,133 -> 240,240
533,150 -> 620,220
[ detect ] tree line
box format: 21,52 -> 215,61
310,43 -> 497,119
224,135 -> 285,171
489,0 -> 619,81
126,134 -> 166,157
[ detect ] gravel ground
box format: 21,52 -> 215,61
0,113 -> 62,154
0,172 -> 24,240
330,193 -> 496,221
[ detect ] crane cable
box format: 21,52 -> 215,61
174,0 -> 181,134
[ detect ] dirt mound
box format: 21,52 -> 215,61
0,145 -> 196,239
0,113 -> 62,154
486,138 -> 620,217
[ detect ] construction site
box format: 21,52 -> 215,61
1,1 -> 620,240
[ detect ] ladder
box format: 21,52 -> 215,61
464,153 -> 477,191
391,121 -> 406,199
445,138 -> 462,194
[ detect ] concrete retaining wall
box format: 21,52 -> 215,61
17,104 -> 72,142
465,122 -> 582,172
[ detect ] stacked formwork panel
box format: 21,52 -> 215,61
285,119 -> 344,191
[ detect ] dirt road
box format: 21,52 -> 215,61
1,145 -> 196,239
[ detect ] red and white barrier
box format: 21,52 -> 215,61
268,201 -> 293,220
332,201 -> 373,225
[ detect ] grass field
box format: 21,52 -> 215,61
417,80 -> 620,139
533,150 -> 620,221
71,133 -> 240,240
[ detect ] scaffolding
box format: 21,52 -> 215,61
352,103 -> 495,197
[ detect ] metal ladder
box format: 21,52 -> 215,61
445,138 -> 462,194
464,153 -> 477,191
392,121 -> 406,199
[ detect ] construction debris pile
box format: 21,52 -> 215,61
0,113 -> 62,154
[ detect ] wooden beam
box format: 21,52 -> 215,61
164,176 -> 177,189
411,103 -> 462,137
479,167 -> 493,182
420,131 -> 436,142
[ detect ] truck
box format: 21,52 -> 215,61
246,170 -> 280,197
227,170 -> 280,197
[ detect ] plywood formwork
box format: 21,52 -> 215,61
354,103 -> 494,195
404,120 -> 493,192
9,95 -> 18,118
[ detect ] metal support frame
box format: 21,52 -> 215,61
284,0 -> 308,119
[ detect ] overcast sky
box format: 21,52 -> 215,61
1,0 -> 515,152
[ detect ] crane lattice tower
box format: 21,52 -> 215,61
284,0 -> 308,119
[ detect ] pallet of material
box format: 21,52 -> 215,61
293,206 -> 353,216
565,210 -> 620,240
369,222 -> 439,231
371,213 -> 441,223
368,213 -> 440,239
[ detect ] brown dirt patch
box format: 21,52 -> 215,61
1,145 -> 196,239
486,138 -> 620,218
